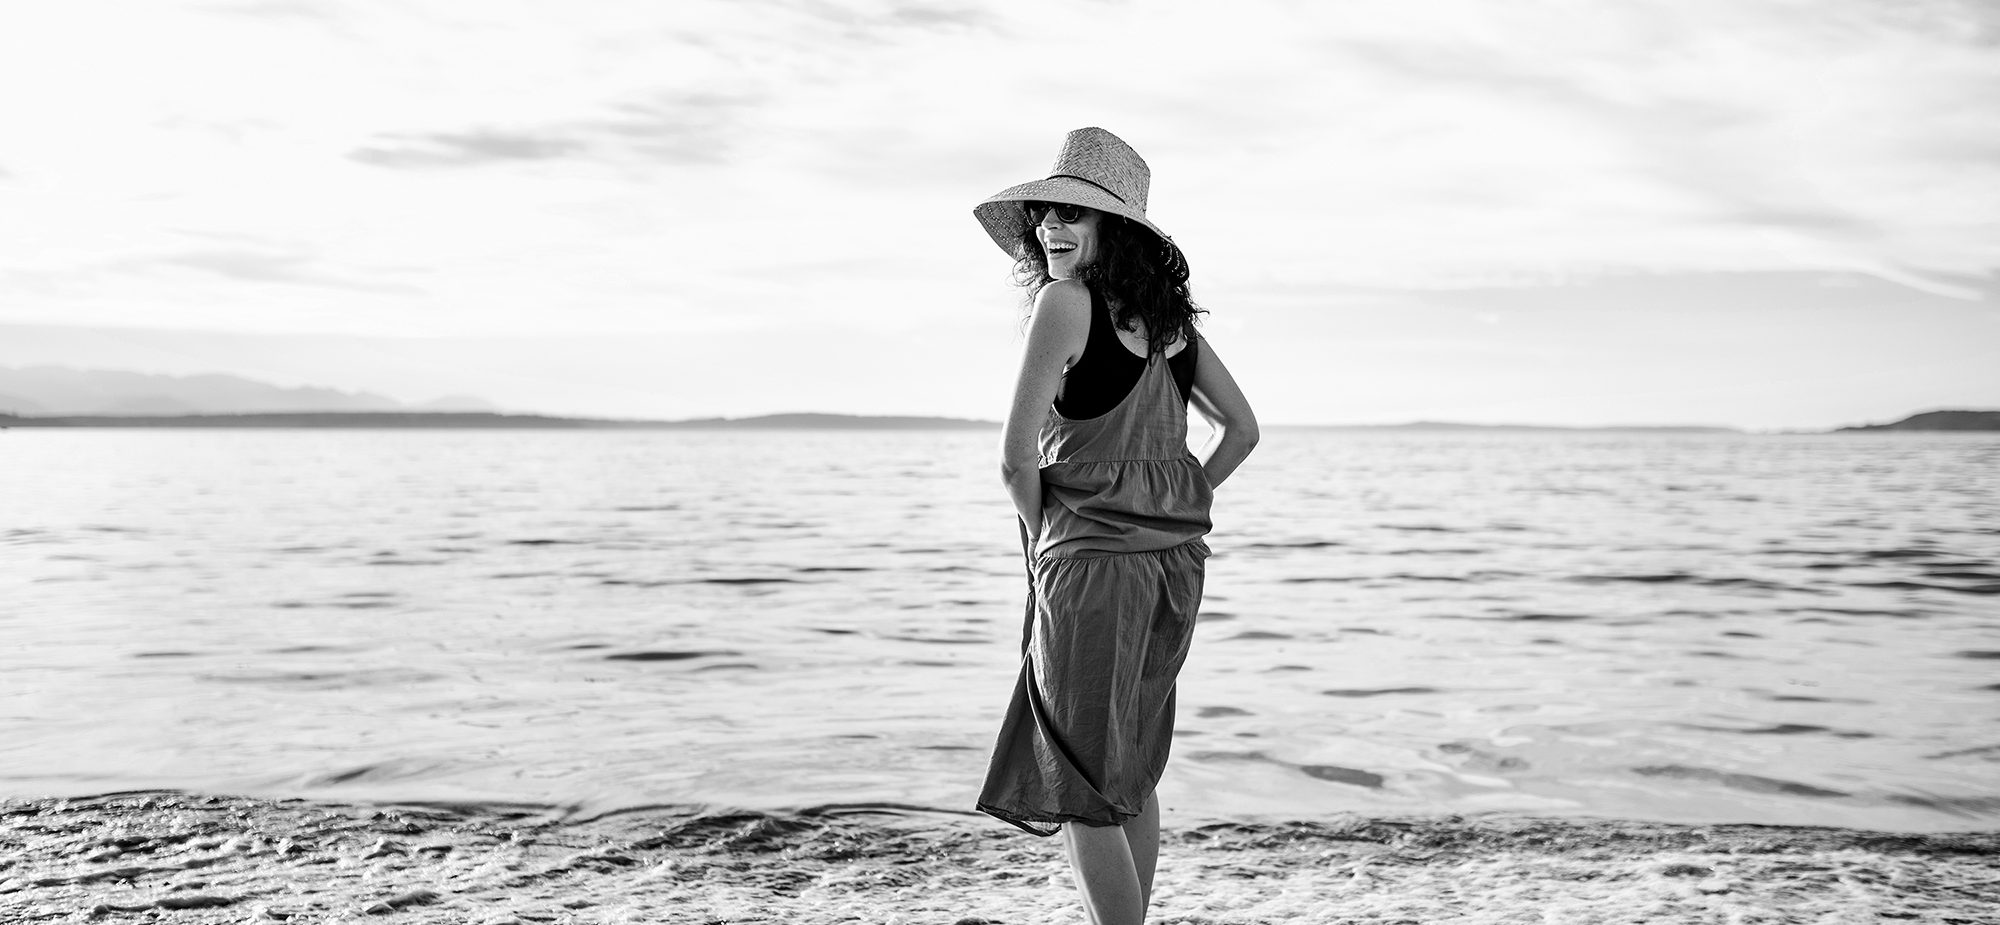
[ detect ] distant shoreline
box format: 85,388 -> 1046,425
1,409 -> 1994,432
0,411 -> 999,430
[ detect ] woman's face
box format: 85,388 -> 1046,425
1031,202 -> 1102,279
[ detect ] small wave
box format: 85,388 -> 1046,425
879,634 -> 989,645
1185,750 -> 1386,789
1678,723 -> 1874,739
1197,706 -> 1254,718
1569,573 -> 1801,592
1756,692 -> 1874,704
629,811 -> 829,854
1224,631 -> 1292,641
1851,580 -> 2000,596
273,598 -> 398,610
1885,793 -> 2000,818
1437,741 -> 1529,771
1861,547 -> 1949,560
302,758 -> 452,788
1299,765 -> 1386,788
1321,687 -> 1440,697
603,650 -> 742,662
1780,606 -> 1938,619
1921,569 -> 2000,581
199,668 -> 442,690
1923,743 -> 2000,760
1632,765 -> 1848,798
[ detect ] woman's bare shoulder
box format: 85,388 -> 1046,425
1032,278 -> 1091,312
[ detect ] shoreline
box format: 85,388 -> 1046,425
5,792 -> 1995,923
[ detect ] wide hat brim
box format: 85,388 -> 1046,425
972,176 -> 1169,260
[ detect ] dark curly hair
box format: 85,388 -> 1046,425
1011,208 -> 1204,357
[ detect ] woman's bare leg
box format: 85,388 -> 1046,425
1128,792 -> 1161,908
1062,820 -> 1145,925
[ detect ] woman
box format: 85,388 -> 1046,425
972,127 -> 1259,925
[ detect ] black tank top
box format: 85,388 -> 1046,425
1054,287 -> 1198,420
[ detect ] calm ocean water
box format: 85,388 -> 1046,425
3,429 -> 1996,832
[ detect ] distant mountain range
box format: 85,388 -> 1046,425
0,411 -> 998,429
0,365 -> 496,416
1832,410 -> 2000,432
1282,421 -> 1738,433
1,366 -> 1993,432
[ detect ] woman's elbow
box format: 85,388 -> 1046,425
1000,458 -> 1038,483
1226,414 -> 1261,449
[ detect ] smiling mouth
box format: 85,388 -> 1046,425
1046,242 -> 1077,258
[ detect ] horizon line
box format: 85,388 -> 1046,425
5,408 -> 1994,433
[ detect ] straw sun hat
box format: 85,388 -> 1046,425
973,126 -> 1170,260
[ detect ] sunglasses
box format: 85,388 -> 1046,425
1022,201 -> 1090,225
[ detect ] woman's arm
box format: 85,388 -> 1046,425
1189,338 -> 1260,488
1000,280 -> 1091,545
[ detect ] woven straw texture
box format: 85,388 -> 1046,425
973,127 -> 1168,258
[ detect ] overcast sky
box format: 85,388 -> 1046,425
2,0 -> 1996,428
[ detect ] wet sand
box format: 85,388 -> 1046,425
3,792 -> 1994,923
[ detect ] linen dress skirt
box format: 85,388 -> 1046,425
978,346 -> 1213,836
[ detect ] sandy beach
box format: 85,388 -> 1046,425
4,791 -> 1995,923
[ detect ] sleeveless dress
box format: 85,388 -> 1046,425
977,299 -> 1214,836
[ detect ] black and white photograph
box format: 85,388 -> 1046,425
3,1 -> 1997,922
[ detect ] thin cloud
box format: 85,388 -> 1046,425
1728,208 -> 1881,236
1298,5 -> 2000,296
350,129 -> 588,168
744,0 -> 1002,41
885,4 -> 1000,31
593,90 -> 767,166
154,250 -> 422,295
196,1 -> 341,23
352,90 -> 767,170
